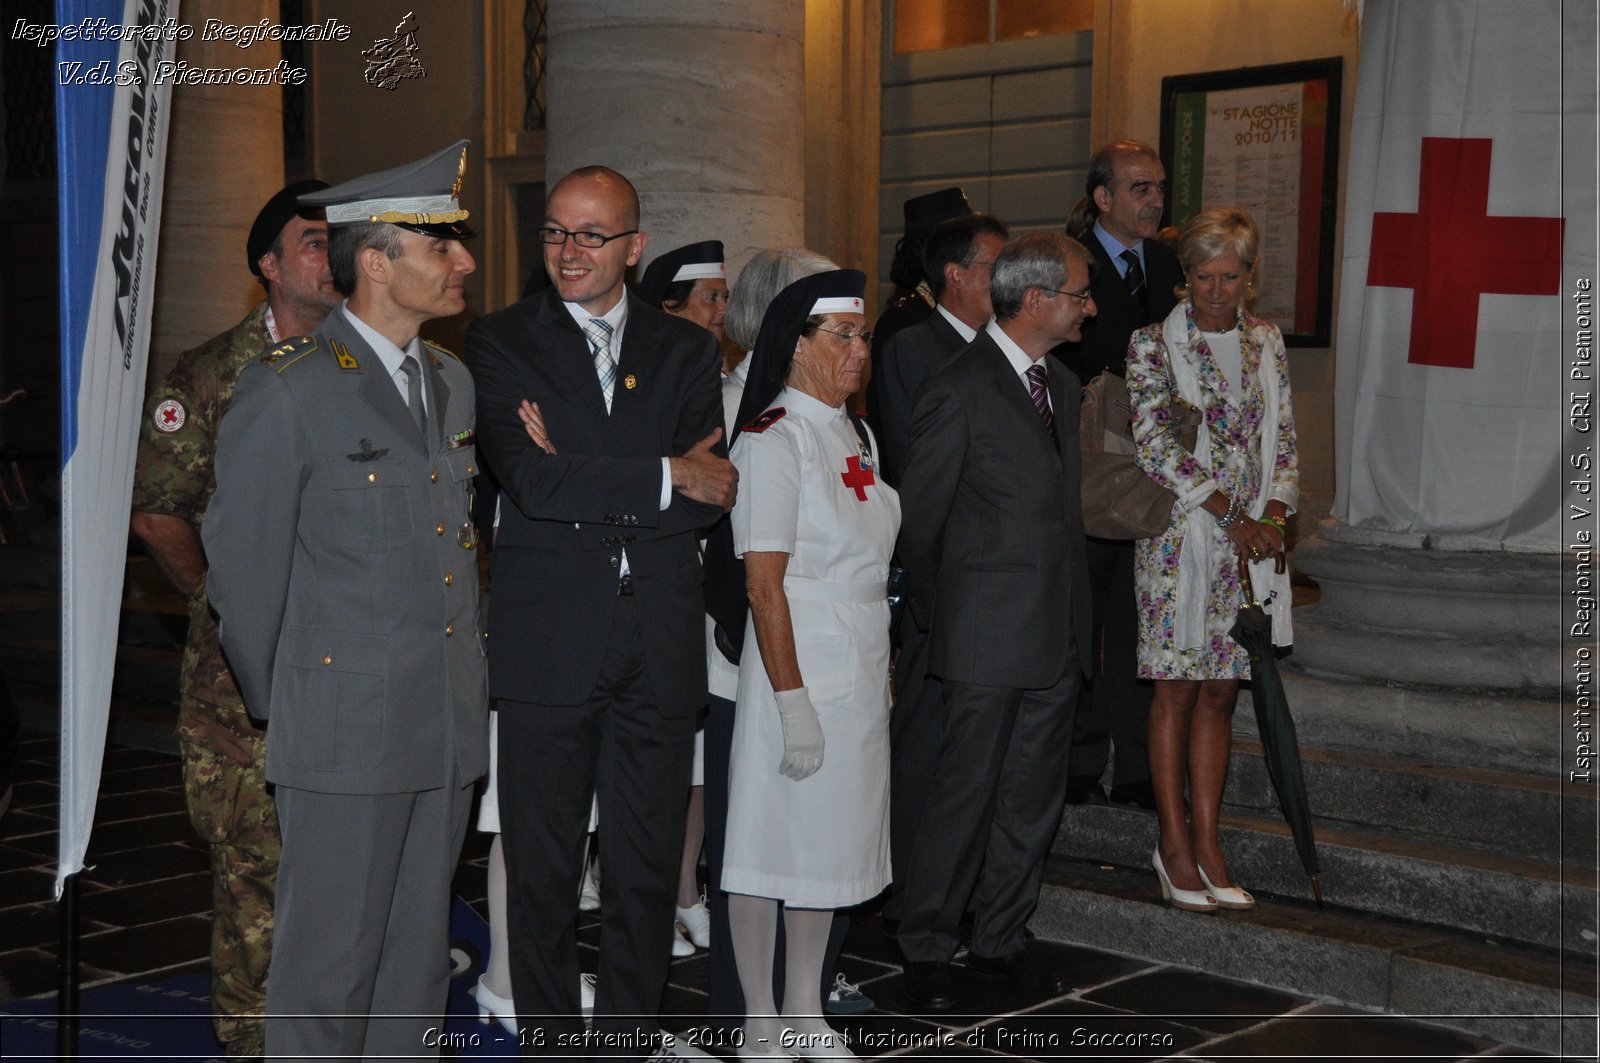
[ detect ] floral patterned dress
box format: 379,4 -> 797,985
1125,301 -> 1298,680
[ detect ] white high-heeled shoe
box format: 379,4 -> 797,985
473,972 -> 598,1033
471,976 -> 517,1035
1197,864 -> 1255,909
1152,850 -> 1218,913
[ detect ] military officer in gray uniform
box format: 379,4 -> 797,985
204,141 -> 489,1061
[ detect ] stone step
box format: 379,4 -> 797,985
1291,607 -> 1561,695
1053,801 -> 1596,956
1243,670 -> 1563,776
1225,738 -> 1598,867
1030,855 -> 1596,1057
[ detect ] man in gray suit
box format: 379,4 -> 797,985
204,141 -> 488,1060
895,233 -> 1096,1011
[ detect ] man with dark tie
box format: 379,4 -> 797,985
1059,139 -> 1184,811
872,211 -> 1008,939
465,165 -> 736,1060
895,233 -> 1095,1011
204,142 -> 488,1060
867,186 -> 974,423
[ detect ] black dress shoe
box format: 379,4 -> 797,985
964,947 -> 1069,995
1064,779 -> 1108,805
1108,780 -> 1158,810
903,960 -> 956,1011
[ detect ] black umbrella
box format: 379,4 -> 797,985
1231,559 -> 1323,905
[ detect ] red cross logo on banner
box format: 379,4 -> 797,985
840,456 -> 874,501
1367,137 -> 1563,370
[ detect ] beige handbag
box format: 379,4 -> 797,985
1079,367 -> 1201,539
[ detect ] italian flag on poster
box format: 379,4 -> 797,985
1169,79 -> 1329,336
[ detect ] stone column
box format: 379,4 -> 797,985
148,0 -> 285,381
543,1 -> 806,279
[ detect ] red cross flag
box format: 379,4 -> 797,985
1334,0 -> 1593,549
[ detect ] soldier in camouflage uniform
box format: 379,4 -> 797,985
130,180 -> 337,1060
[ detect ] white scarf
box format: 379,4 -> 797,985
1160,302 -> 1293,649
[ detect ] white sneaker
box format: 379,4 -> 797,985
674,896 -> 712,949
823,972 -> 874,1015
671,923 -> 696,957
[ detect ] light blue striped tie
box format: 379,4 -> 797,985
585,317 -> 616,410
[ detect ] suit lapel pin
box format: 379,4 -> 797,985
624,373 -> 637,390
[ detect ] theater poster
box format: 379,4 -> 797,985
1161,59 -> 1343,346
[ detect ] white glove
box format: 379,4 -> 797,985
773,686 -> 824,781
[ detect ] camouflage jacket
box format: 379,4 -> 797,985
131,304 -> 274,750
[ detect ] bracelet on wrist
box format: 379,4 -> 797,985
1258,515 -> 1286,534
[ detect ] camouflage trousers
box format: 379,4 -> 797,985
179,704 -> 280,1059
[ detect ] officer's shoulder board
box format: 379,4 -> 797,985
424,338 -> 462,364
259,335 -> 319,372
742,407 -> 787,434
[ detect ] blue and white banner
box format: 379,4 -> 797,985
56,0 -> 180,897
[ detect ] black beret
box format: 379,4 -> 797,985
247,179 -> 330,278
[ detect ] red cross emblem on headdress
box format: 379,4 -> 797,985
841,456 -> 874,501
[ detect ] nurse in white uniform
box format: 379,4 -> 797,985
719,270 -> 900,1061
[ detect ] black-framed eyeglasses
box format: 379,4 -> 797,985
1041,287 -> 1093,305
811,325 -> 873,345
536,226 -> 638,249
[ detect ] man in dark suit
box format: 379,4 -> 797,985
895,233 -> 1096,1010
204,142 -> 488,1059
465,165 -> 736,1058
875,211 -> 1007,936
867,186 -> 974,426
1059,140 -> 1184,810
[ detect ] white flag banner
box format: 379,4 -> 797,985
1333,0 -> 1595,549
56,0 -> 180,896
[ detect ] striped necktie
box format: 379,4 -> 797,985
1026,362 -> 1055,440
585,317 -> 616,410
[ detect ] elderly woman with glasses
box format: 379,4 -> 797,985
717,269 -> 898,1060
1125,207 -> 1298,914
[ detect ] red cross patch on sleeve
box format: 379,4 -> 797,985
153,398 -> 186,433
